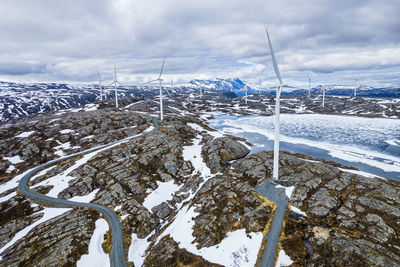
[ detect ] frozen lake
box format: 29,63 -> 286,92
209,114 -> 400,181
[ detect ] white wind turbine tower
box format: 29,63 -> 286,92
322,86 -> 326,107
142,57 -> 167,121
307,74 -> 311,96
107,67 -> 122,108
245,86 -> 248,105
265,28 -> 285,180
353,79 -> 359,97
97,69 -> 106,100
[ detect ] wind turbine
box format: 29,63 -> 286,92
107,67 -> 122,108
307,74 -> 311,96
322,86 -> 326,107
265,28 -> 285,180
97,69 -> 105,100
97,69 -> 103,101
245,86 -> 248,105
142,57 -> 166,121
353,79 -> 359,97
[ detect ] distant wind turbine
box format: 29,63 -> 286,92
142,57 -> 167,121
353,79 -> 359,97
97,69 -> 106,100
307,74 -> 311,96
107,67 -> 122,108
322,86 -> 326,107
265,27 -> 284,180
245,86 -> 248,105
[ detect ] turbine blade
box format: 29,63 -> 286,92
266,28 -> 282,85
97,69 -> 101,81
107,81 -> 115,87
164,87 -> 172,97
158,57 -> 166,79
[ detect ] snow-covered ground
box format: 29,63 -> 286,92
4,155 -> 24,173
15,131 -> 35,138
142,180 -> 181,211
129,127 -> 264,266
210,114 -> 400,180
157,206 -> 263,267
275,249 -> 294,266
77,218 -> 110,267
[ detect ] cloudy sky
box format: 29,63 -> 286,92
0,0 -> 399,87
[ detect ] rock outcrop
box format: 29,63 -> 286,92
202,137 -> 250,173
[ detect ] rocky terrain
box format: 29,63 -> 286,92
229,151 -> 400,266
0,94 -> 399,266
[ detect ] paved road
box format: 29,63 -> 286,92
152,116 -> 160,131
255,180 -> 289,267
18,117 -> 161,267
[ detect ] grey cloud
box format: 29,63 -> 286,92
0,62 -> 47,75
0,0 -> 399,86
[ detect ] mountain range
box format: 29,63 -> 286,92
1,78 -> 399,122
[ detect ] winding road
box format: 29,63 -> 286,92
255,180 -> 289,267
17,116 -> 160,267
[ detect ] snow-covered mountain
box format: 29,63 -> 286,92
187,78 -> 400,98
1,79 -> 399,122
0,81 -> 158,122
288,84 -> 400,97
187,78 -> 258,96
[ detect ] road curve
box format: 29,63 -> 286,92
18,117 -> 161,267
255,180 -> 289,267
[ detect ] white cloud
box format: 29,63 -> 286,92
0,0 -> 399,86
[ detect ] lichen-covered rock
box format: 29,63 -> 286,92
144,235 -> 223,267
0,209 -> 98,267
202,137 -> 250,173
191,174 -> 274,248
276,152 -> 400,266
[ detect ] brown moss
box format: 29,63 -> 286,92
102,228 -> 113,254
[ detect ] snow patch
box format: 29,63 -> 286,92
157,206 -> 263,267
69,189 -> 100,202
60,129 -> 75,134
182,136 -> 211,177
128,232 -> 153,267
187,123 -> 223,139
6,165 -> 16,173
4,155 -> 24,164
114,205 -> 122,211
275,249 -> 293,266
15,131 -> 35,138
77,218 -> 110,267
291,206 -> 307,217
275,185 -> 294,199
142,180 -> 180,211
84,103 -> 99,111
